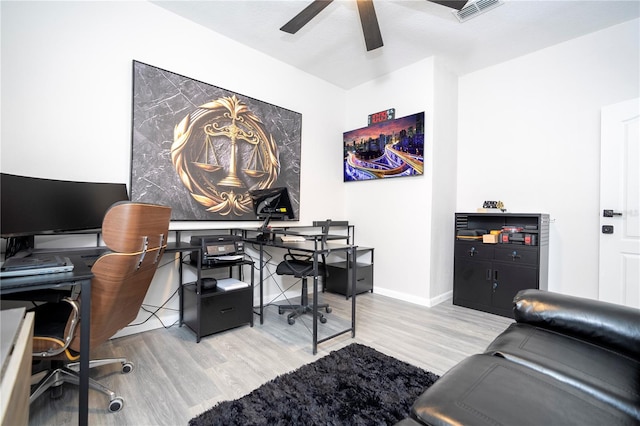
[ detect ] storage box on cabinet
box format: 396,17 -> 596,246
325,261 -> 373,297
325,247 -> 374,298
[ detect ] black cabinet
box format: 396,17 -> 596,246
181,260 -> 254,342
453,213 -> 549,318
325,247 -> 374,298
182,283 -> 253,340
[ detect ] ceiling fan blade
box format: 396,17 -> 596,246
428,0 -> 468,11
280,0 -> 334,34
356,0 -> 383,51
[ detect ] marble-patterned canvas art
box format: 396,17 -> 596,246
131,60 -> 302,221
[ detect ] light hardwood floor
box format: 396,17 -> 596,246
27,292 -> 512,425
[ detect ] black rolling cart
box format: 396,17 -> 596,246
167,237 -> 254,343
181,258 -> 254,342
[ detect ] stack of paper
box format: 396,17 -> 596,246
216,278 -> 249,291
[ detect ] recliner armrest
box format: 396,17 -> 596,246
513,289 -> 640,359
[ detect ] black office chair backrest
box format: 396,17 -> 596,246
313,219 -> 350,245
276,219 -> 335,279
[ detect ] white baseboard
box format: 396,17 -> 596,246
430,290 -> 453,306
373,287 -> 452,308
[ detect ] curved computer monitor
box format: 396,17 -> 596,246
1,173 -> 129,257
248,186 -> 294,232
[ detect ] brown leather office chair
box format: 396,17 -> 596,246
29,202 -> 171,412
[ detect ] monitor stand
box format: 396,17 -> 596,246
255,215 -> 272,242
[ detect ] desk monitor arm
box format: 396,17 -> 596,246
258,213 -> 273,233
256,210 -> 289,241
256,214 -> 274,241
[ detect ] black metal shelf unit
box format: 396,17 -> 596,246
453,213 -> 550,318
181,259 -> 254,342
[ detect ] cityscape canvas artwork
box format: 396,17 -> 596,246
130,60 -> 302,221
343,112 -> 425,182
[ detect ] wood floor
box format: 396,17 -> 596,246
27,292 -> 512,425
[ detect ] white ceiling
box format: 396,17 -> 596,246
153,0 -> 640,89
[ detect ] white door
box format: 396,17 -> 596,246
599,98 -> 640,308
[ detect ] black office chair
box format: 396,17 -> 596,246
276,220 -> 333,325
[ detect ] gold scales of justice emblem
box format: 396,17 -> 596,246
171,95 -> 280,216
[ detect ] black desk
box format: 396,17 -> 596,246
0,255 -> 93,426
247,231 -> 358,354
165,239 -> 199,327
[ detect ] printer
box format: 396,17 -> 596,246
190,235 -> 245,265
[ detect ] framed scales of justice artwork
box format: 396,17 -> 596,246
130,60 -> 302,221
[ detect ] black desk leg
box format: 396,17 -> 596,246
351,246 -> 356,337
312,253 -> 319,355
79,278 -> 91,426
179,256 -> 184,326
250,263 -> 255,327
259,246 -> 264,324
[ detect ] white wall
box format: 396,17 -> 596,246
344,57 -> 458,306
1,1 -> 347,333
430,59 -> 459,301
457,19 -> 640,299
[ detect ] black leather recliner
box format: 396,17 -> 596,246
397,289 -> 640,426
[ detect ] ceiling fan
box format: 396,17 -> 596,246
280,0 -> 469,52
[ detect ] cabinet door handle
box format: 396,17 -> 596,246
494,270 -> 498,280
511,251 -> 521,261
486,269 -> 492,280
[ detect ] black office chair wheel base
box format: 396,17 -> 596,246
319,315 -> 327,324
287,315 -> 296,325
109,397 -> 124,413
121,362 -> 134,374
49,384 -> 64,400
279,307 -> 285,315
325,306 -> 332,313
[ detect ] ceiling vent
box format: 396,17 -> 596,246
453,0 -> 504,22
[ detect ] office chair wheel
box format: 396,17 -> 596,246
319,315 -> 327,324
108,397 -> 124,413
121,362 -> 134,374
279,307 -> 284,315
325,307 -> 332,313
49,384 -> 65,399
